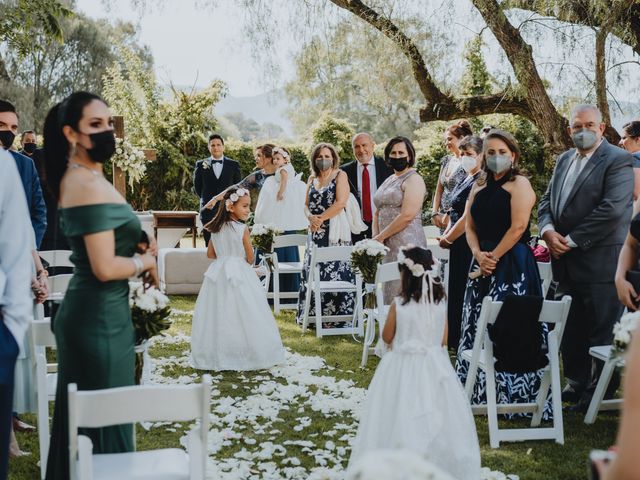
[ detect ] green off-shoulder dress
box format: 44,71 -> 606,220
46,203 -> 140,480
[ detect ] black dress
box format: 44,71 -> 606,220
445,173 -> 479,349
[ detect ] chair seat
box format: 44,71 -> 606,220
317,280 -> 356,291
93,448 -> 189,480
460,348 -> 488,367
278,262 -> 303,272
589,345 -> 624,366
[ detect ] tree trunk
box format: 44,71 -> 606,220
471,0 -> 571,153
594,27 -> 621,145
0,53 -> 10,82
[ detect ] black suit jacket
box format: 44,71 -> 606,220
341,156 -> 393,208
538,139 -> 634,283
193,156 -> 242,222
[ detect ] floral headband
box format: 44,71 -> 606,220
396,245 -> 441,280
272,147 -> 290,160
225,188 -> 249,209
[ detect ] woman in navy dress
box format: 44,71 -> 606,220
296,143 -> 355,325
439,135 -> 483,349
455,129 -> 549,417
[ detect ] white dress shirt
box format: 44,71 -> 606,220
356,156 -> 378,216
211,156 -> 224,179
541,139 -> 603,247
0,149 -> 34,351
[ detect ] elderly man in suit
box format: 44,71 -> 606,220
194,133 -> 242,245
341,132 -> 393,242
538,104 -> 634,409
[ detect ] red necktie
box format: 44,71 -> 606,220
362,164 -> 372,222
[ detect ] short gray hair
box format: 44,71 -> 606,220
352,132 -> 374,147
570,104 -> 602,124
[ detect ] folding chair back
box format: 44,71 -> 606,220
270,234 -> 307,313
40,250 -> 73,268
68,375 -> 211,480
301,244 -> 363,337
461,295 -> 572,448
537,261 -> 553,297
361,261 -> 400,367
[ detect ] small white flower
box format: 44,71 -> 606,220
230,193 -> 239,202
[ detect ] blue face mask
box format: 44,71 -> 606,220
572,128 -> 598,150
485,154 -> 512,174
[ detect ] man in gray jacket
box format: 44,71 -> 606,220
538,104 -> 634,409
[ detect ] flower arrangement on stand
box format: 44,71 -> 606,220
350,239 -> 389,309
113,137 -> 147,188
130,282 -> 172,384
251,223 -> 283,272
612,310 -> 640,357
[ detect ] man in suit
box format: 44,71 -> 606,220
0,100 -> 47,248
341,132 -> 393,242
538,104 -> 634,409
194,133 -> 242,245
0,149 -> 33,479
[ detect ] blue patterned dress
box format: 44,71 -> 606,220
296,177 -> 355,324
455,174 -> 550,418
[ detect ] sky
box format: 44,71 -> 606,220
75,0 -> 294,97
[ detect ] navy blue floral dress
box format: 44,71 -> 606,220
296,177 -> 355,324
455,174 -> 551,418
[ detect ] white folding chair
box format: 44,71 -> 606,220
461,295 -> 572,448
41,250 -> 74,302
301,244 -> 363,338
68,375 -> 211,480
361,261 -> 400,367
537,261 -> 553,297
584,345 -> 624,424
423,225 -> 450,261
269,234 -> 306,313
40,250 -> 73,268
30,314 -> 58,479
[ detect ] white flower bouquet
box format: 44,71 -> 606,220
350,239 -> 389,308
130,282 -> 172,383
113,138 -> 147,188
250,223 -> 282,253
612,310 -> 640,357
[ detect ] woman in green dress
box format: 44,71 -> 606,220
43,92 -> 158,480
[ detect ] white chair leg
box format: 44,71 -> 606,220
273,266 -> 280,314
315,272 -> 323,338
549,338 -> 564,444
585,358 -> 616,424
302,275 -> 312,333
531,368 -> 551,427
484,343 -> 500,449
361,313 -> 373,368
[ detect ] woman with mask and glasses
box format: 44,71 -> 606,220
454,129 -> 549,418
618,120 -> 640,201
373,136 -> 427,303
295,142 -> 356,327
438,135 -> 483,350
42,92 -> 158,480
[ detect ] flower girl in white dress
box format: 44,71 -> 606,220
254,146 -> 308,230
190,186 -> 286,370
349,245 -> 480,480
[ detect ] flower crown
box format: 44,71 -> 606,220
225,188 -> 249,209
272,147 -> 290,160
396,244 -> 441,280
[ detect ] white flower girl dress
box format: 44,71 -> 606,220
254,163 -> 308,230
190,221 -> 286,370
349,298 -> 481,480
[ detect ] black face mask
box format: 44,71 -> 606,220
79,129 -> 116,163
22,142 -> 37,154
388,156 -> 409,172
0,130 -> 16,150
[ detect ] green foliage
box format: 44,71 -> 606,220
102,46 -> 226,210
308,112 -> 355,161
459,36 -> 494,96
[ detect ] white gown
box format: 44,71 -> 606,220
190,221 -> 286,370
254,163 -> 308,230
349,298 -> 481,480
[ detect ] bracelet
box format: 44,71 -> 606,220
132,254 -> 144,276
442,237 -> 453,245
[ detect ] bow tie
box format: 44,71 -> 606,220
211,159 -> 223,164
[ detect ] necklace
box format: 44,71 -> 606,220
69,162 -> 103,177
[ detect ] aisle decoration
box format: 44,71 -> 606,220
350,239 -> 388,308
113,137 -> 147,188
612,309 -> 640,357
130,282 -> 172,384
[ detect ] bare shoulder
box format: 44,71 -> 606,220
61,170 -> 122,208
507,175 -> 533,191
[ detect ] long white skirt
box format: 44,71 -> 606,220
349,346 -> 481,480
190,256 -> 286,371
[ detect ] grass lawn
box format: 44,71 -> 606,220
9,295 -> 619,479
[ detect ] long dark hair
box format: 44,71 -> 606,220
398,246 -> 446,305
43,91 -> 105,200
204,186 -> 245,234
